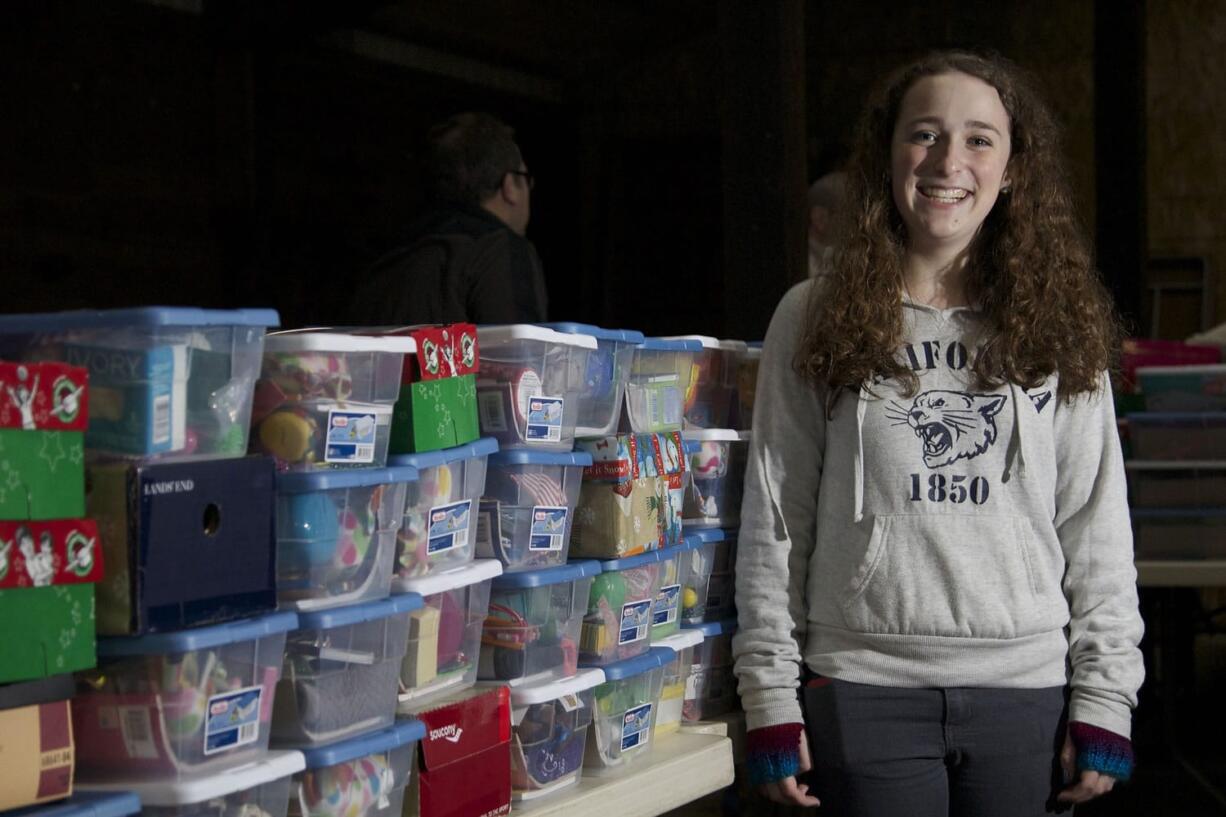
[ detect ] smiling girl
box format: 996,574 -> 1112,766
734,51 -> 1143,816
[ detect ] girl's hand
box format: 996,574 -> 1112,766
758,730 -> 821,807
1056,729 -> 1117,804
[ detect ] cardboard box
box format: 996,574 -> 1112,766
0,675 -> 75,811
379,324 -> 481,455
87,455 -> 277,635
570,432 -> 687,559
0,518 -> 102,589
403,685 -> 512,817
0,361 -> 89,433
0,583 -> 96,683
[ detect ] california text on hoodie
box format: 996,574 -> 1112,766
732,280 -> 1145,739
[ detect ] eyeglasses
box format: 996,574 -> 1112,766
509,170 -> 535,191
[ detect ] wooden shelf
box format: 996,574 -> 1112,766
513,731 -> 734,817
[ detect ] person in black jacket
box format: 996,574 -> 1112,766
347,112 -> 548,325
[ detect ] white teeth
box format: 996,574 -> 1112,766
919,187 -> 969,202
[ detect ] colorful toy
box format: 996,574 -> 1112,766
258,406 -> 320,466
396,464 -> 454,577
511,696 -> 592,792
283,493 -> 342,572
580,560 -> 660,665
302,753 -> 394,817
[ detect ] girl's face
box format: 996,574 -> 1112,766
890,71 -> 1012,257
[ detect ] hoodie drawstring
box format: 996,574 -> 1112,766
1003,382 -> 1027,483
854,387 -> 867,523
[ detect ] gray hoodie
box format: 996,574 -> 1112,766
733,280 -> 1144,739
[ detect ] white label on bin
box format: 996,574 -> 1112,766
117,706 -> 158,760
654,584 -> 681,626
324,409 -> 377,463
152,394 -> 171,446
477,391 -> 508,432
619,598 -> 652,645
524,395 -> 563,443
203,685 -> 263,756
685,671 -> 702,701
427,499 -> 473,554
643,376 -> 681,429
558,693 -> 583,713
621,703 -> 653,752
529,505 -> 568,551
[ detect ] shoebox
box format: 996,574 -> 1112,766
87,455 -> 277,635
402,685 -> 512,817
0,674 -> 76,811
570,432 -> 686,559
0,361 -> 88,521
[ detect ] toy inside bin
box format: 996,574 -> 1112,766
478,449 -> 591,572
679,528 -> 737,624
74,612 -> 297,781
475,325 -> 597,451
538,323 -> 645,438
623,337 -> 701,434
683,429 -> 749,528
276,466 -> 417,611
290,719 -> 425,817
82,751 -> 305,817
652,629 -> 703,735
273,594 -> 422,747
585,649 -> 667,775
580,550 -> 665,667
479,560 -> 599,684
682,618 -> 738,723
0,307 -> 278,459
506,668 -> 604,800
394,559 -> 503,709
253,332 -> 413,470
389,437 -> 498,579
661,335 -> 747,429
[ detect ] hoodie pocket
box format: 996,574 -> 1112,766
838,513 -> 1066,639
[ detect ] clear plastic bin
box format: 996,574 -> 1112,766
682,619 -> 738,723
478,449 -> 591,572
1133,509 -> 1226,559
585,649 -> 667,774
735,342 -> 762,429
1137,365 -> 1226,412
683,429 -> 750,528
479,560 -> 600,684
0,307 -> 278,460
580,550 -> 665,667
275,466 -> 417,611
538,323 -> 644,439
289,720 -> 425,817
649,547 -> 685,641
652,631 -> 702,735
272,595 -> 422,747
680,528 -> 737,625
1127,461 -> 1226,508
82,751 -> 305,817
253,332 -> 414,471
389,438 -> 498,579
660,336 -> 747,429
74,612 -> 298,781
10,793 -> 142,817
475,325 -> 597,451
506,668 -> 604,800
393,560 -> 503,709
1127,413 -> 1226,460
623,337 -> 701,434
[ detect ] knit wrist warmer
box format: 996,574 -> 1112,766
1069,721 -> 1135,782
746,722 -> 804,786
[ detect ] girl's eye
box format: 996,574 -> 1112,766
912,131 -> 938,144
969,135 -> 993,148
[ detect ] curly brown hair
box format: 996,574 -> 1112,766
797,51 -> 1120,410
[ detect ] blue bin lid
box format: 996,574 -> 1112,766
648,644 -> 679,664
489,449 -> 593,468
637,337 -> 702,352
538,323 -> 646,344
294,593 -> 423,631
388,437 -> 499,470
97,611 -> 298,657
0,307 -> 280,332
300,719 -> 427,769
668,535 -> 707,554
8,793 -> 143,817
276,464 -> 419,494
491,559 -> 601,589
747,341 -> 763,349
690,528 -> 733,544
1126,412 -> 1226,424
682,617 -> 738,638
683,439 -> 701,455
597,549 -> 663,572
597,648 -> 667,681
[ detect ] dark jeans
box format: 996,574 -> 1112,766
801,679 -> 1070,817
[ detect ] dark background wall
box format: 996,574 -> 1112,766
0,0 -> 1172,341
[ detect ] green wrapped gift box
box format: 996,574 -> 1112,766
0,429 -> 85,521
0,583 -> 96,683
